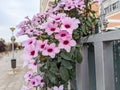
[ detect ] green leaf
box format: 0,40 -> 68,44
86,20 -> 91,27
94,19 -> 99,25
73,30 -> 80,40
60,51 -> 71,60
88,17 -> 92,23
81,25 -> 87,35
70,47 -> 76,59
76,49 -> 82,63
61,60 -> 73,69
47,71 -> 56,84
58,57 -> 62,63
76,44 -> 81,48
60,66 -> 69,82
49,63 -> 58,75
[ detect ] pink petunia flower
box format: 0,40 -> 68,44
34,30 -> 43,36
55,30 -> 72,40
43,22 -> 60,35
75,0 -> 84,9
32,15 -> 41,25
34,75 -> 44,87
61,17 -> 80,34
36,40 -> 48,52
28,60 -> 37,71
53,85 -> 64,90
21,52 -> 32,67
17,21 -> 27,29
64,1 -> 75,11
16,28 -> 27,37
25,27 -> 35,36
21,85 -> 30,90
22,58 -> 30,67
37,13 -> 48,18
24,71 -> 34,82
48,13 -> 66,22
29,77 -> 39,88
22,37 -> 36,48
59,38 -> 76,52
42,43 -> 60,58
24,45 -> 38,58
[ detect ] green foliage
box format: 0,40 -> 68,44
39,0 -> 99,89
40,46 -> 82,88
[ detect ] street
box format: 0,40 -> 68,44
0,50 -> 28,90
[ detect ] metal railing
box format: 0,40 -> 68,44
76,30 -> 120,90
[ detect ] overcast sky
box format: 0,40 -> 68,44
0,0 -> 40,42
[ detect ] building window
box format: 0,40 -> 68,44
104,1 -> 120,15
112,2 -> 119,10
105,6 -> 110,14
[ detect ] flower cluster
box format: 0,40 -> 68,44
57,0 -> 84,11
17,0 -> 99,90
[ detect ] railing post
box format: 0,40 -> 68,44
94,41 -> 105,90
76,44 -> 89,90
103,41 -> 115,90
94,41 -> 115,90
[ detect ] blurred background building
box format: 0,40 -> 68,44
40,0 -> 54,12
102,0 -> 120,30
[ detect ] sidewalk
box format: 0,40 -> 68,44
0,50 -> 28,90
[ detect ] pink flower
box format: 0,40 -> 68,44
64,1 -> 75,10
48,13 -> 66,22
55,30 -> 72,40
17,21 -> 27,29
34,75 -> 44,87
16,28 -> 26,37
42,22 -> 60,35
53,85 -> 64,90
60,0 -> 75,10
24,45 -> 38,58
24,71 -> 33,82
36,40 -> 48,52
59,38 -> 76,52
34,30 -> 43,36
22,37 -> 36,48
21,85 -> 30,90
21,52 -> 32,67
61,17 -> 80,34
29,77 -> 38,88
28,60 -> 37,71
23,58 -> 30,67
32,15 -> 41,25
25,28 -> 35,36
75,0 -> 84,9
37,13 -> 48,18
42,43 -> 60,58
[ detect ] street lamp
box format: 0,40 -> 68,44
10,27 -> 16,70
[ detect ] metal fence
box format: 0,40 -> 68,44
76,30 -> 120,90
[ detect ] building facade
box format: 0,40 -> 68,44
102,0 -> 120,29
40,0 -> 54,12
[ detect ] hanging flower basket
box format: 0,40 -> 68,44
17,0 -> 99,90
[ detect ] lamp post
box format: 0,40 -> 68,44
10,27 -> 16,71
